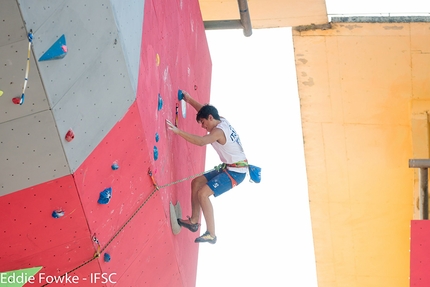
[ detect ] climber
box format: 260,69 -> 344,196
166,90 -> 248,244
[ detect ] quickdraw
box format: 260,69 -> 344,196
148,168 -> 159,189
14,30 -> 33,105
92,234 -> 101,258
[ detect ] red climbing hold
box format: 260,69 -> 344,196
12,97 -> 22,105
65,129 -> 75,142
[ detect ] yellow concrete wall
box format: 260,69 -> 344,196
292,22 -> 430,287
198,0 -> 327,28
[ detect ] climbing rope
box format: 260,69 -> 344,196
157,167 -> 215,189
40,166 -> 214,286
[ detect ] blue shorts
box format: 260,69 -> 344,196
204,168 -> 246,197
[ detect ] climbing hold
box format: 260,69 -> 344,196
52,209 -> 65,218
153,146 -> 158,161
155,132 -> 159,142
39,34 -> 68,61
111,162 -> 119,170
157,93 -> 163,111
0,90 -> 3,96
104,253 -> 111,262
181,98 -> 187,118
169,201 -> 182,235
177,89 -> 184,101
98,187 -> 112,204
65,129 -> 75,142
156,53 -> 160,66
178,90 -> 187,118
12,96 -> 24,105
194,85 -> 198,90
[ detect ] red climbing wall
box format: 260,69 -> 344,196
0,175 -> 102,286
0,0 -> 211,286
134,0 -> 211,285
410,220 -> 430,286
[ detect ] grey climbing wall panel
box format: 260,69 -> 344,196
0,0 -> 67,196
18,0 -> 137,172
0,110 -> 70,196
111,0 -> 145,94
51,43 -> 135,170
0,1 -> 49,124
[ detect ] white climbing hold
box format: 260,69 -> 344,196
170,201 -> 182,235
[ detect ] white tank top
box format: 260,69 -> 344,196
211,118 -> 247,173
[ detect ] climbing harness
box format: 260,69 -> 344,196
214,160 -> 248,188
215,160 -> 262,185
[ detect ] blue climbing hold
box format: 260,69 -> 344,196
153,146 -> 158,161
39,34 -> 68,61
158,93 -> 163,111
178,89 -> 184,101
52,210 -> 65,218
104,253 -> 111,262
155,132 -> 160,142
111,163 -> 119,170
98,187 -> 112,204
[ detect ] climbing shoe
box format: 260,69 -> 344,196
195,231 -> 217,244
177,217 -> 200,232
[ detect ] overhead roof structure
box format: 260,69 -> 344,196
198,0 -> 328,29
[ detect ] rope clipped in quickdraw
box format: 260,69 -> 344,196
148,168 -> 159,190
13,30 -> 33,105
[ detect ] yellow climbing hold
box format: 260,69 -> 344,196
156,53 -> 160,66
0,90 -> 3,96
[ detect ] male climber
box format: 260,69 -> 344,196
166,90 -> 248,244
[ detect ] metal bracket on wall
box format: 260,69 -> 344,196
409,159 -> 430,219
203,0 -> 252,37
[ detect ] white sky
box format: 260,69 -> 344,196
196,28 -> 314,287
196,1 -> 430,287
